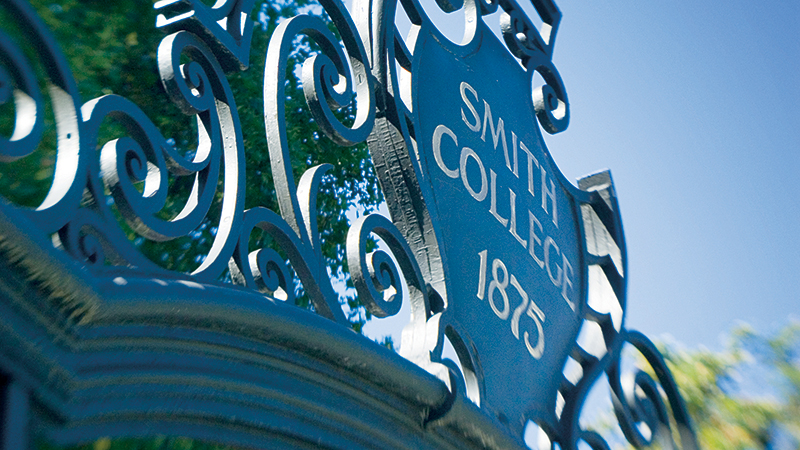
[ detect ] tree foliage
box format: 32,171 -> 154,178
633,323 -> 800,450
0,0 -> 383,328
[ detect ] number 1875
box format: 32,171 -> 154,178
476,250 -> 546,359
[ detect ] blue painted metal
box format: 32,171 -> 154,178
0,0 -> 698,448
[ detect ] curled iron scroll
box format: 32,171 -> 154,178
532,60 -> 569,134
157,30 -> 246,279
228,165 -> 346,323
155,0 -> 256,72
347,213 -> 432,320
0,0 -> 86,232
229,206 -> 305,303
0,0 -> 253,277
0,30 -> 44,162
378,0 -> 569,136
229,164 -> 347,318
264,3 -> 374,242
609,331 -> 699,450
347,212 -> 448,377
81,94 -> 214,242
75,30 -> 246,279
258,0 -> 375,323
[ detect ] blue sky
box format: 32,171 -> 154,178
543,0 -> 799,348
362,0 -> 799,350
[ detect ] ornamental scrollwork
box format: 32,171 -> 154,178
0,0 -> 698,448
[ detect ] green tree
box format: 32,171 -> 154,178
659,341 -> 778,449
0,0 -> 383,328
614,323 -> 800,450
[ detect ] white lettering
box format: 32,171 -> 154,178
528,211 -> 544,268
476,251 -> 546,360
460,147 -> 488,201
460,82 -> 481,132
440,83 -> 578,320
509,275 -> 529,339
520,141 -> 539,197
509,189 -> 527,248
540,166 -> 558,228
561,253 -> 575,311
544,236 -> 562,287
509,131 -> 519,178
488,258 -> 510,320
524,301 -> 545,359
432,124 -> 459,178
489,169 -> 508,227
480,100 -> 512,175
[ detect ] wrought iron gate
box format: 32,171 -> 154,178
0,0 -> 698,448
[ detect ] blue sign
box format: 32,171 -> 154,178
413,14 -> 583,427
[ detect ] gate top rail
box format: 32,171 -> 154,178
0,0 -> 698,448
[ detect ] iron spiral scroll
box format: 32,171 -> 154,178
0,0 -> 698,449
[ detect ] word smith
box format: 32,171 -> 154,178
430,81 -> 576,311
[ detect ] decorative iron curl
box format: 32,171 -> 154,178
76,30 -> 245,280
608,330 -> 698,450
257,0 -> 375,323
228,165 -> 346,323
496,0 -> 569,133
576,430 -> 613,450
57,209 -> 123,268
0,0 -> 86,232
155,0 -> 255,72
300,30 -> 374,147
0,30 -> 44,162
156,30 -> 246,279
497,0 -> 560,59
56,209 -> 163,273
552,297 -> 623,450
374,0 -> 569,145
531,60 -> 569,134
229,207 -> 300,304
547,326 -> 698,450
499,6 -> 542,65
240,247 -> 294,302
264,2 -> 375,241
346,213 -> 447,376
346,213 -> 433,319
81,94 -> 214,243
